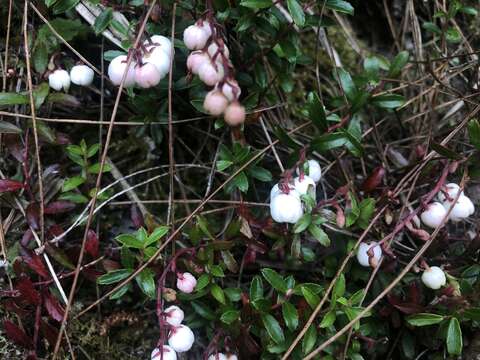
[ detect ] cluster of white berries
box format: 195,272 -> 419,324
421,266 -> 446,290
183,20 -> 246,126
269,160 -> 321,224
208,352 -> 238,360
176,272 -> 197,294
151,305 -> 194,360
420,183 -> 475,228
356,241 -> 382,268
48,64 -> 94,92
108,35 -> 172,89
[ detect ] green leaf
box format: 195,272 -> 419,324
87,144 -> 100,158
97,269 -> 132,285
311,132 -> 347,153
195,274 -> 211,291
463,308 -> 480,321
33,82 -> 50,109
145,226 -> 169,247
220,310 -> 240,324
274,126 -> 301,150
135,268 -> 156,298
357,198 -> 376,229
250,276 -> 264,302
294,213 -> 312,233
261,268 -> 288,293
338,128 -> 363,156
333,273 -> 346,299
53,0 -> 81,14
224,287 -> 242,302
210,283 -> 226,304
337,68 -> 357,102
33,43 -> 48,73
431,142 -> 462,160
109,283 -> 131,299
307,92 -> 327,132
446,317 -> 462,356
216,160 -> 233,171
308,224 -> 330,247
319,309 -> 336,328
389,51 -> 409,77
287,0 -> 305,27
468,119 -> 480,151
240,0 -> 272,9
325,0 -> 354,14
62,176 -> 85,192
261,314 -> 285,344
423,22 -> 442,35
371,94 -> 405,109
88,162 -> 112,174
116,234 -> 144,249
0,120 -> 22,134
406,313 -> 444,326
301,286 -> 320,309
249,166 -> 272,182
446,28 -> 461,43
94,8 -> 113,35
0,93 -> 29,107
302,325 -> 317,355
233,172 -> 249,193
191,301 -> 216,320
282,302 -> 299,331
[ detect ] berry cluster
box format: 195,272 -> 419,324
183,19 -> 246,126
269,159 -> 321,224
421,182 -> 475,228
108,35 -> 172,89
48,64 -> 94,92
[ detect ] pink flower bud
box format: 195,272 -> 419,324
224,102 -> 246,126
203,90 -> 229,116
135,63 -> 162,88
221,80 -> 241,101
108,55 -> 136,87
198,61 -> 224,86
186,51 -> 209,75
183,25 -> 209,50
164,305 -> 184,326
151,345 -> 177,360
176,272 -> 197,293
168,324 -> 195,352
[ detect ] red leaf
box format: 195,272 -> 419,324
43,291 -> 64,322
392,302 -> 423,314
3,320 -> 33,349
48,224 -> 64,239
130,205 -> 144,229
20,249 -> 49,279
16,277 -> 41,305
40,320 -> 59,347
3,299 -> 30,318
26,202 -> 40,230
361,166 -> 385,193
0,179 -> 24,193
44,201 -> 76,215
85,230 -> 99,258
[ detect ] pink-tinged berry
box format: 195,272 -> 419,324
176,272 -> 197,293
198,61 -> 224,86
203,90 -> 229,116
224,102 -> 246,126
135,63 -> 162,89
186,51 -> 209,75
151,345 -> 177,360
183,25 -> 210,50
168,325 -> 195,353
164,305 -> 184,326
143,45 -> 171,77
221,80 -> 241,101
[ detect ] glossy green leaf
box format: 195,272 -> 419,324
371,94 -> 405,109
262,314 -> 285,344
220,310 -> 240,324
135,268 -> 155,298
282,302 -> 299,331
250,276 -> 264,302
94,8 -> 113,35
302,325 -> 317,355
97,269 -> 132,285
406,313 -> 444,326
389,51 -> 409,77
325,0 -> 354,14
261,268 -> 288,293
446,317 -> 462,355
287,0 -> 305,27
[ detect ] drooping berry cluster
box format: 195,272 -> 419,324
420,182 -> 475,228
269,159 -> 322,224
108,35 -> 172,89
183,19 -> 246,126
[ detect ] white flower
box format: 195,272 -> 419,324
356,242 -> 382,268
270,191 -> 303,224
421,266 -> 446,290
297,159 -> 322,183
293,176 -> 316,200
70,65 -> 94,86
203,90 -> 229,116
48,69 -> 71,92
183,25 -> 210,50
208,354 -> 227,360
444,195 -> 474,221
107,55 -> 136,87
168,325 -> 195,353
151,345 -> 177,360
176,272 -> 197,293
135,63 -> 162,89
164,305 -> 184,326
420,202 -> 448,228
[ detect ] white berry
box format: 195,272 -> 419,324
168,325 -> 195,353
198,61 -> 224,86
437,183 -> 463,203
208,354 -> 227,360
421,266 -> 446,290
187,51 -> 209,74
164,305 -> 184,326
147,35 -> 173,56
270,191 -> 303,224
445,195 -> 474,221
221,80 -> 241,101
357,242 -> 382,268
143,45 -> 171,77
196,20 -> 213,38
70,65 -> 94,86
151,345 -> 177,360
135,63 -> 162,89
183,25 -> 210,50
224,102 -> 246,126
420,202 -> 448,228
176,272 -> 197,293
203,90 -> 229,116
108,55 -> 136,87
270,183 -> 299,201
48,69 -> 71,92
297,159 -> 322,183
293,176 -> 316,200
